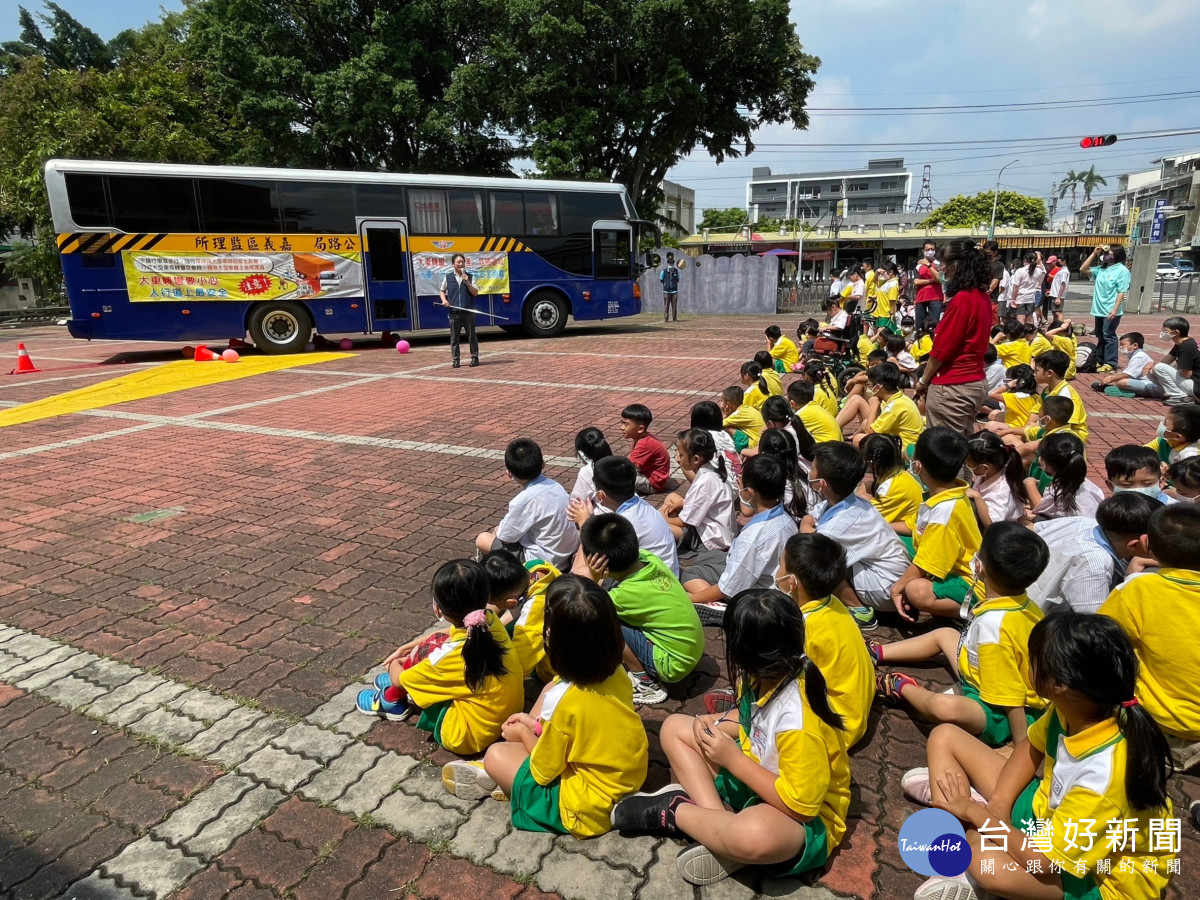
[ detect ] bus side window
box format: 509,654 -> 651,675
524,192 -> 558,236
447,190 -> 484,235
65,173 -> 111,228
490,191 -> 524,234
407,189 -> 448,234
199,179 -> 282,233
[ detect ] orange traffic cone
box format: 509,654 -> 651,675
9,342 -> 40,375
193,344 -> 217,361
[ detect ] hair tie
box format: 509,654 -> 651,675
463,609 -> 487,629
1120,698 -> 1139,709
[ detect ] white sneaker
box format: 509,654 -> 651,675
900,767 -> 985,807
913,873 -> 979,900
627,669 -> 668,705
676,844 -> 746,885
442,760 -> 504,800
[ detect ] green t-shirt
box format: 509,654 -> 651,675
610,551 -> 704,683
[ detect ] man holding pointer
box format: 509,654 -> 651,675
439,252 -> 480,368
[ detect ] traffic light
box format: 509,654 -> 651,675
1080,134 -> 1118,148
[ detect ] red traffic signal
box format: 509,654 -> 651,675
1080,134 -> 1118,148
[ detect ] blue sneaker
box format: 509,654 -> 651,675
373,671 -> 391,692
355,688 -> 410,722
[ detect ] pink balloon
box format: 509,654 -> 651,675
221,349 -> 239,362
396,340 -> 411,354
339,338 -> 354,350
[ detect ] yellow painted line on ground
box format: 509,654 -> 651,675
0,353 -> 352,428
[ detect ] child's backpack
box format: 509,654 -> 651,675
1074,340 -> 1100,375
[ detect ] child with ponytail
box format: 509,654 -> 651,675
860,433 -> 922,534
908,613 -> 1174,900
752,351 -> 784,397
660,428 -> 737,553
800,359 -> 840,418
358,559 -> 524,756
740,361 -> 772,411
1026,431 -> 1103,519
965,432 -> 1030,526
611,589 -> 850,887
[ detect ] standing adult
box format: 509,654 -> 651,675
913,240 -> 993,439
982,240 -> 1005,325
1081,244 -> 1130,372
913,239 -> 944,332
660,252 -> 680,323
439,252 -> 480,368
1045,255 -> 1070,320
1008,251 -> 1045,325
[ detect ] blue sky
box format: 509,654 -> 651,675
4,0 -> 1199,219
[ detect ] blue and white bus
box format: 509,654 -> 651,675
45,159 -> 649,353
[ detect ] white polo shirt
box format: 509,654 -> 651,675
718,505 -> 798,598
570,462 -> 596,502
495,474 -> 580,568
679,464 -> 736,551
1028,517 -> 1124,614
973,472 -> 1026,524
816,494 -> 910,605
615,496 -> 680,577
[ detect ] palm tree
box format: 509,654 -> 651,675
1079,165 -> 1108,203
1058,169 -> 1081,211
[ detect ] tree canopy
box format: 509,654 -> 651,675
699,208 -> 751,231
921,191 -> 1047,230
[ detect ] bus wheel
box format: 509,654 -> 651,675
522,291 -> 568,338
249,301 -> 313,355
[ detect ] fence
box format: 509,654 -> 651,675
0,306 -> 69,326
1152,276 -> 1200,314
638,250 -> 778,316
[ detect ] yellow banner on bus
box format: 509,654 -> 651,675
122,250 -> 363,303
412,251 -> 510,296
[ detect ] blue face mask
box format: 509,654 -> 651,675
1113,485 -> 1162,498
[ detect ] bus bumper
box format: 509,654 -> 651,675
66,318 -> 92,340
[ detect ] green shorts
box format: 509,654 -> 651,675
1027,459 -> 1053,492
510,757 -> 568,835
713,769 -> 828,877
1011,779 -> 1101,900
415,700 -> 452,748
773,359 -> 788,374
733,430 -> 751,452
960,682 -> 1039,748
897,536 -> 973,605
874,316 -> 898,334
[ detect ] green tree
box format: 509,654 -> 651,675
1057,169 -> 1081,211
1078,165 -> 1107,203
183,0 -> 515,174
0,2 -> 114,76
922,191 -> 1047,230
453,0 -> 818,213
699,207 -> 751,231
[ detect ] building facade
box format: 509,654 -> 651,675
747,159 -> 914,224
658,180 -> 696,237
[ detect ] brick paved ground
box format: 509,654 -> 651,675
0,312 -> 1197,900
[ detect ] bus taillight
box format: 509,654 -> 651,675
632,283 -> 642,300
582,291 -> 591,302
502,294 -> 511,303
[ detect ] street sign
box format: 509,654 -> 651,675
1126,207 -> 1140,237
1084,214 -> 1095,234
1150,198 -> 1167,244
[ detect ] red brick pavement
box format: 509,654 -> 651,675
1,314 -> 1198,898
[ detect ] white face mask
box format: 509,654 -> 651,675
1112,485 -> 1162,497
1157,421 -> 1168,440
924,250 -> 936,260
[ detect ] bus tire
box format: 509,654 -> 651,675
248,301 -> 313,355
522,291 -> 568,338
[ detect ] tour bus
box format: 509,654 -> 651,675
44,159 -> 649,353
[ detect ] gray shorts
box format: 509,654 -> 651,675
680,549 -> 728,587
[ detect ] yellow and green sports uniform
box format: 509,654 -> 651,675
769,337 -> 800,373
814,383 -> 840,418
798,403 -> 842,443
1001,391 -> 1039,429
911,482 -> 982,605
800,596 -> 874,747
1044,379 -> 1089,442
869,469 -> 922,532
509,561 -> 560,680
723,403 -> 765,451
995,339 -> 1033,367
871,392 -> 924,448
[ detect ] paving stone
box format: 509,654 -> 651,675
57,873 -> 141,900
184,784 -> 286,860
107,683 -> 188,728
166,691 -> 240,724
396,762 -> 474,812
152,774 -> 256,847
216,828 -> 317,893
262,796 -> 355,849
85,676 -> 161,718
299,742 -> 383,805
15,652 -> 94,692
304,684 -> 362,728
100,836 -> 203,899
416,855 -> 524,900
555,830 -> 660,875
207,716 -> 290,769
756,879 -> 841,898
128,707 -> 207,746
372,790 -> 467,842
272,722 -> 352,763
237,744 -> 320,792
486,828 -> 556,878
329,712 -> 374,737
38,675 -> 107,710
0,632 -> 58,661
335,751 -> 417,817
534,846 -> 642,900
638,853 -> 696,900
697,875 -> 758,900
448,800 -> 511,864
183,707 -> 263,758
290,828 -> 396,900
74,659 -> 141,690
341,839 -> 431,900
1,646 -> 80,683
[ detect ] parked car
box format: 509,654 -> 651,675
1157,263 -> 1181,281
1173,259 -> 1195,274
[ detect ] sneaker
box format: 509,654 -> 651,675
442,759 -> 504,800
628,670 -> 668,705
847,605 -> 879,631
694,601 -> 727,626
610,784 -> 688,835
355,688 -> 411,722
373,671 -> 391,692
865,640 -> 883,666
676,844 -> 746,885
900,767 -> 985,807
703,688 -> 736,715
913,873 -> 978,900
1190,800 -> 1200,829
1095,364 -> 1114,373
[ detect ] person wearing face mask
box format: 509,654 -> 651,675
1148,316 -> 1200,406
1165,456 -> 1200,502
1090,332 -> 1159,398
1146,405 -> 1200,466
1080,243 -> 1130,372
913,240 -> 993,440
569,427 -> 613,502
1104,445 -> 1172,504
913,240 -> 944,331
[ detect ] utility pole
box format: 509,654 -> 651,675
988,159 -> 1020,241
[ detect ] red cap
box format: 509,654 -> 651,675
1046,256 -> 1059,265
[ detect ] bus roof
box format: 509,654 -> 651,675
44,159 -> 628,196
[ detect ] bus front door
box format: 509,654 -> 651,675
358,218 -> 416,334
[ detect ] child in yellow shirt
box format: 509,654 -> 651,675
719,385 -> 765,451
993,322 -> 1033,367
740,361 -> 772,410
752,351 -> 784,396
800,359 -> 840,418
765,325 -> 799,373
860,433 -> 922,534
984,363 -> 1039,431
444,576 -> 649,838
786,381 -> 843,444
838,362 -> 924,449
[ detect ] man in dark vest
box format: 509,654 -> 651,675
660,252 -> 680,323
439,252 -> 480,368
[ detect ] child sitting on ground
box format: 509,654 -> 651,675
1100,502 -> 1200,770
443,576 -> 649,837
569,455 -> 679,577
740,361 -> 773,410
751,351 -> 784,397
1035,349 -> 1088,441
1026,432 -> 1103,520
569,427 -> 612,502
884,332 -> 918,381
837,362 -> 924,449
859,434 -> 922,535
689,401 -> 741,485
786,381 -> 842,444
993,321 -> 1033,367
1146,403 -> 1200,466
660,429 -> 737,553
796,319 -> 820,356
1001,395 -> 1078,467
1091,331 -> 1157,398
619,403 -> 672,494
681,454 -> 798,625
907,613 -> 1175,900
799,360 -> 841,418
873,521 -> 1049,747
802,441 -> 911,631
719,385 -> 765,451
892,428 -> 983,622
766,324 -> 799,373
580,514 -> 704,705
983,363 -> 1038,431
758,396 -> 817,474
1044,311 -> 1078,377
1104,444 -> 1171,504
611,589 -> 850,887
774,533 -> 875,746
1166,455 -> 1200,501
965,432 -> 1030,526
359,559 -> 524,755
477,438 -> 579,569
982,344 -> 1006,410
